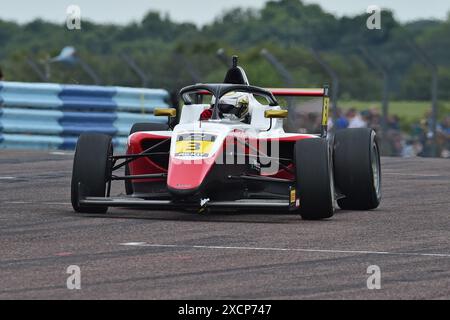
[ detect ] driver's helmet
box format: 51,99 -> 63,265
213,91 -> 250,121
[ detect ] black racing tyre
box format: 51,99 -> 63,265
125,122 -> 169,195
333,128 -> 381,210
71,133 -> 112,213
294,138 -> 334,220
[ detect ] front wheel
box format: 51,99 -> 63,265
71,133 -> 112,213
294,138 -> 334,220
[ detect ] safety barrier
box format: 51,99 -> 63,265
0,81 -> 170,150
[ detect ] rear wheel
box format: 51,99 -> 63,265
294,138 -> 334,220
71,133 -> 112,213
125,122 -> 170,195
333,128 -> 381,210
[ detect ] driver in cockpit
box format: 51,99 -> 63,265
200,92 -> 251,124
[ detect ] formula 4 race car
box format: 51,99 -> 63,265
71,57 -> 381,220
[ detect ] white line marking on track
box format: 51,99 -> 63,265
0,176 -> 17,180
121,242 -> 148,246
4,201 -> 31,204
43,202 -> 71,205
383,172 -> 441,177
119,243 -> 450,258
2,201 -> 70,205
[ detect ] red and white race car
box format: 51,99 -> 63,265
71,57 -> 381,220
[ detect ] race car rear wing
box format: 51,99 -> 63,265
268,86 -> 330,138
266,88 -> 325,97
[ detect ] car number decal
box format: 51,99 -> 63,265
175,134 -> 216,157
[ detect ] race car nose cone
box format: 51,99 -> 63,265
166,158 -> 215,196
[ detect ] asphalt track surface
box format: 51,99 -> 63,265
0,150 -> 449,299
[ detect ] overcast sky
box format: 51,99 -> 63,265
1,0 -> 449,25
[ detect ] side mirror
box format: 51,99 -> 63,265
154,108 -> 177,118
264,109 -> 288,119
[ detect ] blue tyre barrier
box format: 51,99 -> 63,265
0,81 -> 170,151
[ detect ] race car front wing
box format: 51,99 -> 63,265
77,183 -> 296,211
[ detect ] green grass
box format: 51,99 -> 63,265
339,100 -> 450,130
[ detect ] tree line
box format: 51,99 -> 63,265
0,0 -> 449,101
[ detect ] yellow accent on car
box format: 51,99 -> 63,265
154,108 -> 177,117
322,97 -> 329,125
264,109 -> 288,119
290,188 -> 296,204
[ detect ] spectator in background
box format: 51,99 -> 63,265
417,109 -> 436,157
437,115 -> 450,137
346,108 -> 367,128
387,115 -> 401,130
426,110 -> 434,137
437,116 -> 450,158
296,113 -> 309,134
306,112 -> 321,134
333,108 -> 349,130
390,131 -> 405,157
368,108 -> 382,134
403,138 -> 424,157
361,110 -> 371,125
